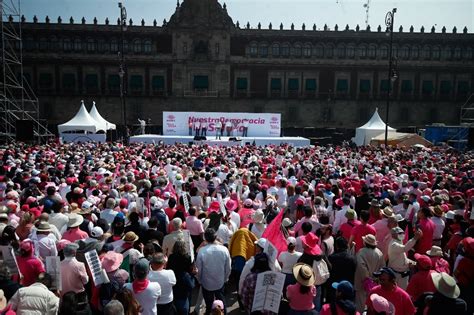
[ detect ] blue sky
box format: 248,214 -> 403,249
21,0 -> 473,31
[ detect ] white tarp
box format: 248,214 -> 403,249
163,111 -> 281,137
58,101 -> 98,133
89,101 -> 116,132
352,108 -> 395,146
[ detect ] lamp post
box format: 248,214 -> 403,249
118,2 -> 128,142
384,8 -> 397,147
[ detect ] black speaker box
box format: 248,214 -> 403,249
16,120 -> 34,141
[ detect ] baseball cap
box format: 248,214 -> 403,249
254,238 -> 267,249
91,226 -> 104,238
287,237 -> 297,245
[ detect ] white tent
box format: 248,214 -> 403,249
89,101 -> 116,132
57,100 -> 98,133
352,108 -> 395,146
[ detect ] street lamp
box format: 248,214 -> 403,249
384,8 -> 397,147
118,2 -> 128,143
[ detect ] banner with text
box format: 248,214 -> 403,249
163,112 -> 281,137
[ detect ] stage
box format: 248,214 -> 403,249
129,134 -> 311,147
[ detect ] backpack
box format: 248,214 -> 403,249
312,258 -> 330,285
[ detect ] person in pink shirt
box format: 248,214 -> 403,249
349,211 -> 376,253
426,246 -> 450,274
185,207 -> 204,249
16,239 -> 45,286
414,208 -> 435,254
294,206 -> 320,236
339,209 -> 360,241
286,263 -> 317,313
406,254 -> 437,302
62,213 -> 88,242
239,199 -> 255,228
60,243 -> 89,299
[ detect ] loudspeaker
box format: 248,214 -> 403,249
229,137 -> 241,142
200,136 -> 207,141
468,128 -> 474,149
16,120 -> 34,141
193,136 -> 207,141
245,142 -> 251,145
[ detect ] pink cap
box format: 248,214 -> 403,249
370,294 -> 394,313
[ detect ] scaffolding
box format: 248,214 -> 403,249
0,0 -> 53,143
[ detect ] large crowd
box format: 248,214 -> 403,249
0,141 -> 473,315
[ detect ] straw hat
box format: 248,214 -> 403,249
381,207 -> 394,218
362,234 -> 377,246
67,213 -> 84,228
432,205 -> 444,217
431,272 -> 460,299
252,209 -> 265,224
293,263 -> 315,286
122,231 -> 139,243
426,245 -> 443,257
36,221 -> 52,233
369,199 -> 381,207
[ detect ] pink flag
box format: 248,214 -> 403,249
262,209 -> 287,254
163,180 -> 177,200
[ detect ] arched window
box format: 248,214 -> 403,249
259,43 -> 268,57
325,44 -> 334,58
337,44 -> 345,58
98,39 -> 108,52
313,45 -> 324,58
442,47 -> 451,60
462,47 -> 472,60
368,45 -> 376,58
63,38 -> 72,51
432,46 -> 440,60
281,43 -> 290,57
74,38 -> 82,51
346,45 -> 355,58
454,47 -> 461,59
411,46 -> 419,59
144,40 -> 152,53
380,45 -> 389,59
422,46 -> 431,59
110,39 -> 118,53
249,42 -> 258,56
272,43 -> 280,57
87,38 -> 96,52
133,39 -> 141,53
358,45 -> 367,58
292,43 -> 302,57
303,44 -> 312,57
400,46 -> 410,59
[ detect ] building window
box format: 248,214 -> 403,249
87,38 -> 96,52
259,44 -> 268,57
143,40 -> 152,54
305,79 -> 317,91
400,46 -> 410,59
130,75 -> 143,92
272,44 -> 280,57
458,81 -> 470,95
151,75 -> 165,92
270,78 -> 282,91
368,46 -> 376,58
359,79 -> 371,93
182,42 -> 188,55
422,80 -> 434,96
380,46 -> 389,59
303,45 -> 311,57
215,43 -> 220,56
39,37 -> 48,51
442,47 -> 451,60
401,80 -> 413,94
133,39 -> 141,53
123,40 -> 129,53
380,80 -> 389,93
38,73 -> 53,89
288,78 -> 299,91
358,45 -> 367,58
85,74 -> 99,93
62,73 -> 76,91
74,38 -> 82,51
422,46 -> 431,59
314,45 -> 324,58
346,46 -> 355,58
236,77 -> 248,91
432,47 -> 440,60
325,45 -> 334,58
108,74 -> 120,92
292,44 -> 302,57
411,46 -> 419,59
50,37 -> 59,50
439,80 -> 452,95
98,39 -> 108,52
249,43 -> 258,57
110,39 -> 118,53
337,45 -> 345,58
454,47 -> 461,59
281,44 -> 290,57
464,47 -> 473,60
63,38 -> 72,51
336,79 -> 348,93
193,75 -> 209,90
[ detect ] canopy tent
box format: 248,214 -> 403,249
352,108 -> 395,146
89,101 -> 116,132
58,101 -> 98,133
370,132 -> 432,148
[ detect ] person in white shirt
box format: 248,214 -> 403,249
194,121 -> 201,137
101,198 -> 118,226
278,237 -> 302,296
225,120 -> 232,136
48,203 -> 69,235
124,258 -> 161,315
431,205 -> 446,247
333,197 -> 356,234
34,221 -> 58,261
215,121 -> 222,139
242,119 -> 249,137
148,253 -> 177,314
196,228 -> 231,314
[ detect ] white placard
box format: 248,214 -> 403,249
251,271 -> 285,314
0,245 -> 21,276
264,240 -> 278,265
163,112 -> 281,137
217,193 -> 227,217
85,250 -> 109,286
181,191 -> 190,213
46,256 -> 62,291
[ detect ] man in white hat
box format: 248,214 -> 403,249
62,213 -> 88,242
34,221 -> 58,261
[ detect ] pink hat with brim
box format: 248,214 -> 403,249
225,199 -> 238,211
102,251 -> 124,273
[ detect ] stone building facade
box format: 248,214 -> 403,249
17,0 -> 474,131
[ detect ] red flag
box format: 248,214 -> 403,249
163,180 -> 177,200
262,209 -> 287,255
